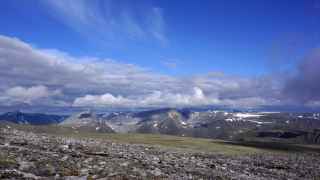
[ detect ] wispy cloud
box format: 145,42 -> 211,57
148,7 -> 167,44
41,0 -> 167,45
162,61 -> 178,69
161,58 -> 183,70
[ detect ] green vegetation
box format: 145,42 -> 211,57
5,123 -> 320,155
221,141 -> 320,153
69,132 -> 265,155
0,155 -> 17,169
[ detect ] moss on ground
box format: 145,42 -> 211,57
0,156 -> 17,169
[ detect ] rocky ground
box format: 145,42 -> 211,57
0,127 -> 320,180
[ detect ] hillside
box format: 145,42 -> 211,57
1,125 -> 320,179
0,111 -> 66,125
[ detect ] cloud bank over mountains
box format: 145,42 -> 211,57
0,35 -> 318,110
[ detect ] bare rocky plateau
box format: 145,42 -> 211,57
0,127 -> 320,180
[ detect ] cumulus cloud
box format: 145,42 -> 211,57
72,85 -> 280,109
0,34 -> 284,110
73,93 -> 131,107
6,86 -> 50,101
73,87 -> 218,108
0,85 -> 61,105
140,87 -> 219,107
41,0 -> 166,45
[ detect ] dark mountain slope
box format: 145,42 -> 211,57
0,111 -> 66,125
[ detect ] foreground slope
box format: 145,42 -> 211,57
0,125 -> 320,179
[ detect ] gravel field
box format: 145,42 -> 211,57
1,127 -> 320,180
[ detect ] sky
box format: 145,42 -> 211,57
0,0 -> 320,113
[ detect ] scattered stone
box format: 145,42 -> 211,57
0,127 -> 320,180
150,167 -> 162,176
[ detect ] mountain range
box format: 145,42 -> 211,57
1,108 -> 320,144
0,111 -> 66,125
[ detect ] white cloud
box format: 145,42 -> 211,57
73,93 -> 132,107
73,87 -> 219,108
141,87 -> 219,107
6,86 -> 49,101
1,85 -> 61,105
0,34 -> 283,109
72,86 -> 278,109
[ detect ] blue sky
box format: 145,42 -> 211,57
1,0 -> 319,76
0,0 -> 320,111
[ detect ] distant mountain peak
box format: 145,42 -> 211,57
60,111 -> 97,125
60,111 -> 114,133
0,111 -> 66,125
